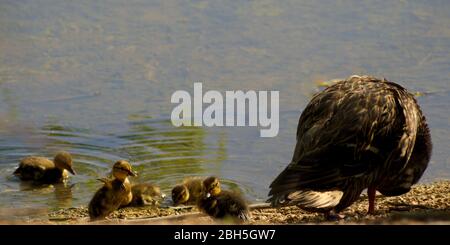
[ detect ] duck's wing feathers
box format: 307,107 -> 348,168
386,81 -> 420,166
184,178 -> 203,200
269,79 -> 418,204
217,191 -> 250,221
88,180 -> 127,220
17,157 -> 54,170
88,186 -> 118,219
14,157 -> 54,180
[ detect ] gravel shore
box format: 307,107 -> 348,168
5,180 -> 449,224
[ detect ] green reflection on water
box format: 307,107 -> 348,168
119,118 -> 228,191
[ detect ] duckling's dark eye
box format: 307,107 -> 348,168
114,167 -> 127,171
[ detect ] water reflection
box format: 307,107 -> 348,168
53,183 -> 74,208
0,118 -> 231,211
118,117 -> 229,193
17,182 -> 74,208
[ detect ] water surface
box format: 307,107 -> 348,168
0,0 -> 449,218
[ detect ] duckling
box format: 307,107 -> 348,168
172,177 -> 203,206
172,185 -> 189,205
129,183 -> 165,206
198,176 -> 250,222
88,160 -> 136,220
13,152 -> 76,183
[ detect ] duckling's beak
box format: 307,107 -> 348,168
128,170 -> 137,177
161,193 -> 166,199
68,167 -> 76,175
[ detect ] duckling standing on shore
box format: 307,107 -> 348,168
172,177 -> 203,206
13,152 -> 76,183
88,160 -> 136,220
198,176 -> 250,222
172,185 -> 189,205
129,183 -> 165,206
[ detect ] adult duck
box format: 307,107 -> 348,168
268,75 -> 432,217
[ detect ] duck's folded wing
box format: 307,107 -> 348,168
269,80 -> 413,205
217,192 -> 250,221
386,81 -> 420,168
14,163 -> 47,180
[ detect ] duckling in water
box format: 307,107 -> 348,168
13,152 -> 76,183
172,177 -> 203,206
198,176 -> 250,222
88,160 -> 136,220
129,183 -> 165,206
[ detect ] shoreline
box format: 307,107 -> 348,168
2,180 -> 449,224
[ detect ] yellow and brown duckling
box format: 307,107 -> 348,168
88,160 -> 137,220
129,183 -> 166,206
13,151 -> 76,183
198,176 -> 250,222
171,177 -> 203,206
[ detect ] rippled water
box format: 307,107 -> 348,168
1,0 -> 449,218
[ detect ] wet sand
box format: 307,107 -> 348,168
4,180 -> 446,225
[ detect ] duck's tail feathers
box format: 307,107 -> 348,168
268,190 -> 343,209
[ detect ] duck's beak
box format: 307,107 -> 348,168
128,170 -> 137,177
68,167 -> 76,175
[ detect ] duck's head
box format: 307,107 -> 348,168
54,152 -> 76,175
112,160 -> 137,181
203,176 -> 221,198
172,185 -> 189,205
133,184 -> 165,206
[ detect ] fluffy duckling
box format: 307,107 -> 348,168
88,160 -> 136,220
172,177 -> 203,206
198,176 -> 250,222
172,185 -> 189,205
13,152 -> 76,183
129,183 -> 165,206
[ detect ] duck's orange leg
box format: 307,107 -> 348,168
368,187 -> 376,215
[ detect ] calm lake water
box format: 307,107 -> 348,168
0,0 -> 449,219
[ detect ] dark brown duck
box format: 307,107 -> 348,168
268,75 -> 432,216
